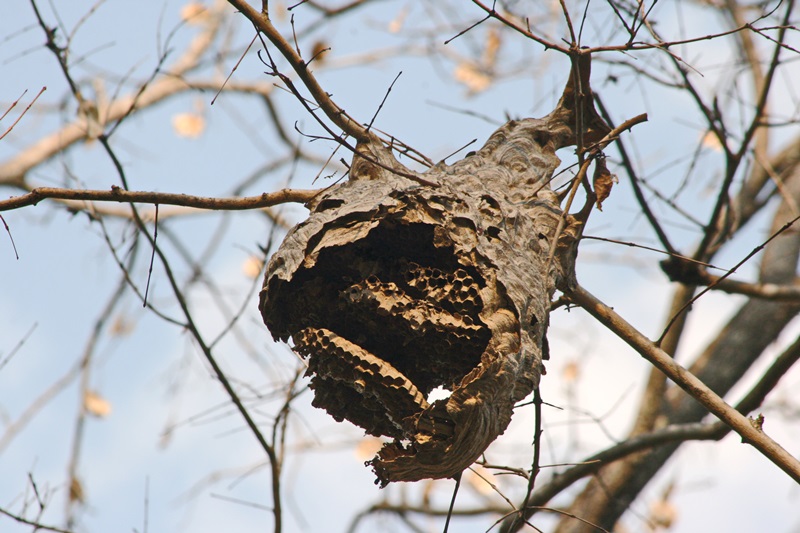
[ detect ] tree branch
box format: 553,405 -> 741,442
0,186 -> 320,212
512,330 -> 800,522
227,0 -> 369,141
682,269 -> 800,301
0,506 -> 73,533
566,283 -> 800,483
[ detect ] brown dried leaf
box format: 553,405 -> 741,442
78,100 -> 102,140
84,390 -> 112,418
388,5 -> 408,33
180,2 -> 211,25
354,437 -> 384,460
172,112 -> 205,138
562,360 -> 580,383
593,157 -> 617,211
482,27 -> 501,69
69,477 -> 85,504
454,63 -> 492,94
649,481 -> 677,530
110,314 -> 134,337
465,465 -> 497,496
701,130 -> 724,152
272,0 -> 287,21
309,41 -> 329,65
242,256 -> 264,279
649,497 -> 678,529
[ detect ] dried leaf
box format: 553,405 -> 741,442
649,481 -> 677,530
272,0 -> 287,21
84,390 -> 112,418
110,314 -> 134,337
172,112 -> 205,138
69,477 -> 85,504
78,99 -> 102,140
242,256 -> 264,279
593,157 -> 617,211
482,28 -> 501,69
562,360 -> 580,383
309,41 -> 329,65
465,465 -> 497,496
454,63 -> 492,94
388,6 -> 408,33
180,2 -> 211,25
701,130 -> 723,152
354,437 -> 383,460
649,497 -> 678,529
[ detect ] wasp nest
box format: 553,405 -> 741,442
260,60 -> 609,486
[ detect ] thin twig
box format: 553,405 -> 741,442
0,506 -> 74,533
139,217 -> 285,532
228,0 -> 367,140
582,235 -> 723,271
594,95 -> 675,254
0,214 -> 19,259
366,71 -> 402,133
213,35 -> 258,105
0,322 -> 37,373
659,212 -> 800,342
0,87 -> 47,141
143,204 -> 158,307
469,0 -> 565,52
443,473 -> 462,533
254,41 -> 438,187
692,0 -> 795,261
514,333 -> 800,519
65,273 -> 129,526
511,387 -> 543,531
693,272 -> 800,301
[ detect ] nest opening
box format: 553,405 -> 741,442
426,385 -> 452,404
264,220 -> 492,440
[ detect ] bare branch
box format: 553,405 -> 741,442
0,506 -> 74,533
0,87 -> 46,141
0,186 -> 320,212
133,206 -> 286,532
513,332 -> 800,521
0,4 -> 230,186
469,0 -> 566,52
674,268 -> 800,301
567,283 -> 800,483
227,0 -> 368,140
660,211 -> 800,341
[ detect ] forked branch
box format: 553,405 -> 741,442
227,0 -> 369,141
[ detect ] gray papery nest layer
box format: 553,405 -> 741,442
260,57 -> 609,486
